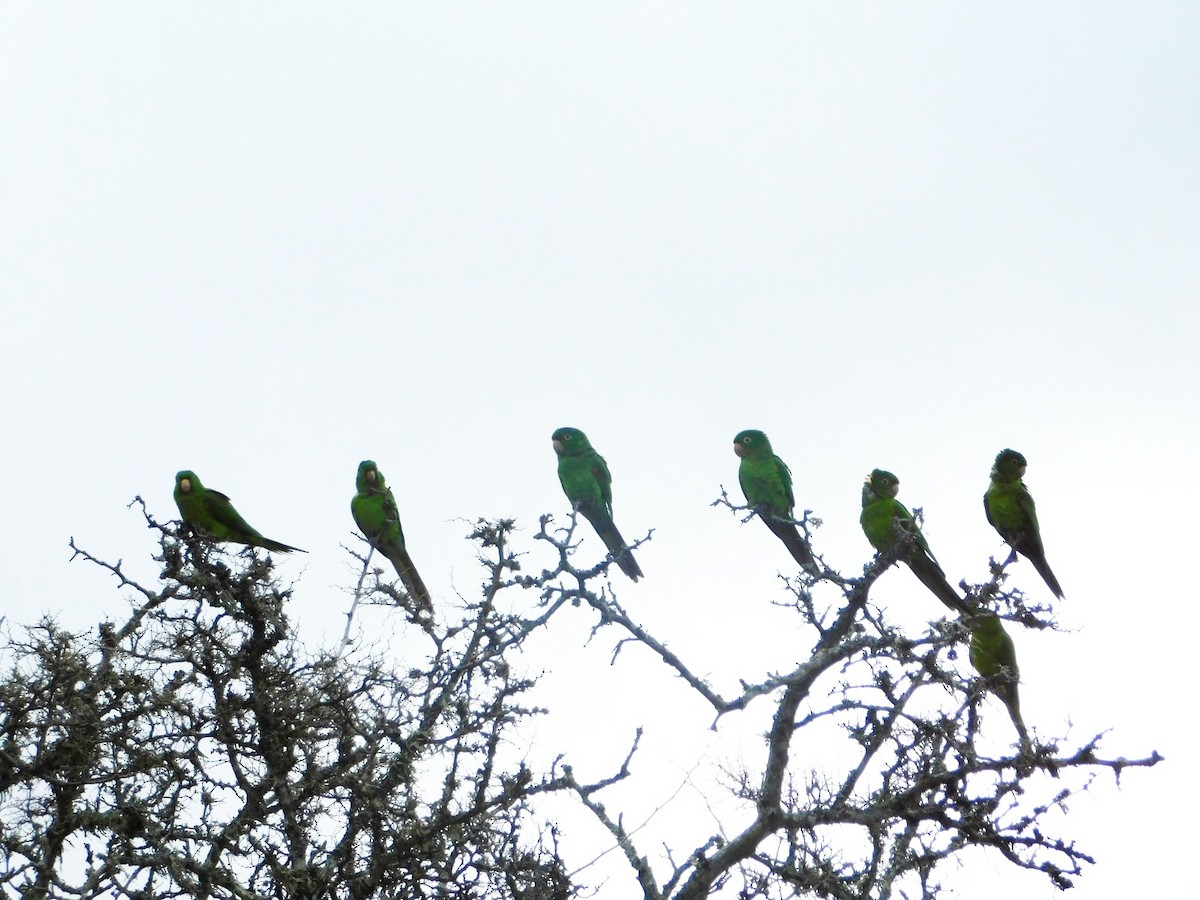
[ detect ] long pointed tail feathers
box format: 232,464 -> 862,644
591,516 -> 644,582
765,519 -> 815,570
1010,533 -> 1065,599
385,547 -> 433,613
907,555 -> 971,616
254,535 -> 306,554
1025,548 -> 1065,599
1001,683 -> 1030,746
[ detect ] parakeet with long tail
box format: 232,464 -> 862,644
352,460 -> 432,610
860,468 -> 969,615
733,429 -> 814,570
551,427 -> 643,581
174,470 -> 304,553
984,449 -> 1064,599
969,613 -> 1029,745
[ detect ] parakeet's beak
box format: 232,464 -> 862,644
366,470 -> 377,484
180,478 -> 192,493
552,439 -> 564,456
733,443 -> 746,458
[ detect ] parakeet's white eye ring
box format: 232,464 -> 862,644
742,436 -> 753,444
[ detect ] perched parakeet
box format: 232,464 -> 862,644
860,469 -> 969,615
351,460 -> 432,610
984,449 -> 1064,599
969,613 -> 1029,744
551,427 -> 643,581
173,470 -> 304,553
733,429 -> 814,570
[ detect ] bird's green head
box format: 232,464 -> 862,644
862,469 -> 899,505
991,449 -> 1027,482
356,460 -> 386,492
552,427 -> 591,457
175,470 -> 201,494
733,429 -> 772,459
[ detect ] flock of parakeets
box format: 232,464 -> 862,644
173,430 -> 1062,746
732,432 -> 1061,745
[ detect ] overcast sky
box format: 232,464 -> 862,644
2,4 -> 1197,898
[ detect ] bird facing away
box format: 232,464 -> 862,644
551,427 -> 643,581
984,449 -> 1064,599
351,460 -> 432,611
860,469 -> 969,616
173,470 -> 304,554
733,429 -> 814,570
969,613 -> 1029,745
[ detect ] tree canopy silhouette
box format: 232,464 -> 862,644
0,499 -> 1160,899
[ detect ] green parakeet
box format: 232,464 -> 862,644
860,469 -> 969,615
173,470 -> 304,553
551,427 -> 643,581
352,460 -> 432,610
984,449 -> 1064,599
733,429 -> 814,570
969,613 -> 1029,744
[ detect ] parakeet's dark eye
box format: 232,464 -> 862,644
742,436 -> 753,444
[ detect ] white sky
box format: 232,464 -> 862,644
2,5 -> 1197,898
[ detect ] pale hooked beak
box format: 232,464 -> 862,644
552,439 -> 564,456
180,478 -> 192,493
733,443 -> 746,458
